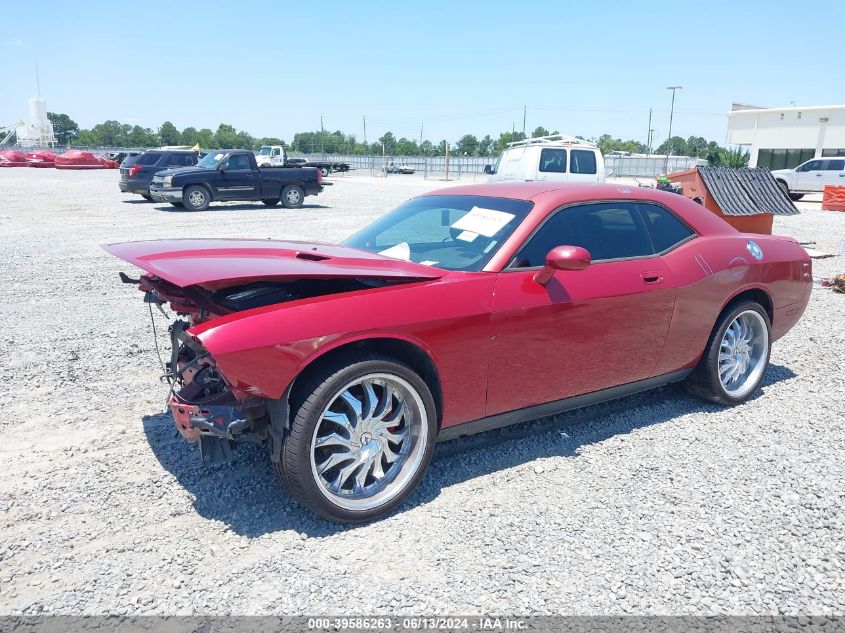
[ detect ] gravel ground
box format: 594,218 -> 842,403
0,168 -> 843,616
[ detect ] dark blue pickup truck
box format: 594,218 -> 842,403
149,149 -> 324,210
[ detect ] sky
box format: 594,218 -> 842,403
1,0 -> 843,148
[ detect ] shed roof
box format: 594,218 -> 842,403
697,166 -> 799,216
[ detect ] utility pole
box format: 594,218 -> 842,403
419,123 -> 424,149
320,115 -> 325,156
363,115 -> 367,147
665,86 -> 682,172
522,105 -> 527,137
646,108 -> 652,155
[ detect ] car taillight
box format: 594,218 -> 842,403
129,166 -> 142,177
317,170 -> 322,184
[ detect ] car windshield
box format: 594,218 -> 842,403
196,151 -> 228,169
343,195 -> 533,272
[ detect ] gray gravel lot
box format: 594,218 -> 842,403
0,168 -> 843,616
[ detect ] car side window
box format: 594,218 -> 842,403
799,160 -> 821,172
636,203 -> 695,253
512,202 -> 653,267
826,159 -> 844,171
226,154 -> 251,170
539,148 -> 566,173
570,150 -> 597,175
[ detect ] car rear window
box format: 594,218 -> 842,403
570,150 -> 597,174
130,153 -> 163,166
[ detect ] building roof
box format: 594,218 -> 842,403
728,103 -> 845,116
697,167 -> 799,217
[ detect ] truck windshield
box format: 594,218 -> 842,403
343,195 -> 533,272
196,152 -> 228,169
258,147 -> 271,155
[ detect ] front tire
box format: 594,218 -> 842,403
777,180 -> 790,197
141,193 -> 153,201
789,193 -> 804,201
183,185 -> 210,211
685,300 -> 771,405
281,184 -> 305,209
273,354 -> 437,523
319,167 -> 330,178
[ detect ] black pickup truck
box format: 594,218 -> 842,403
148,149 -> 324,210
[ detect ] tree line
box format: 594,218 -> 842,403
45,113 -> 747,166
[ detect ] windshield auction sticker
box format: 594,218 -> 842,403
452,207 -> 515,237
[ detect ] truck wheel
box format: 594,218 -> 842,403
141,193 -> 153,201
262,198 -> 279,206
789,193 -> 804,201
776,180 -> 790,197
183,185 -> 210,211
273,353 -> 437,523
319,167 -> 330,178
282,185 -> 305,209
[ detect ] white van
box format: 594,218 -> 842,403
485,135 -> 606,183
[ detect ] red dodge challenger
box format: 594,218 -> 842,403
105,182 -> 812,522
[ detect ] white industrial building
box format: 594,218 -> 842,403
727,103 -> 845,169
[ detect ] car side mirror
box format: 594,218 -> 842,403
533,245 -> 591,286
483,164 -> 493,175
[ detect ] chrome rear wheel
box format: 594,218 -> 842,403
718,310 -> 769,399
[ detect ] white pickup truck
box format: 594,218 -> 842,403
256,145 -> 351,177
772,157 -> 845,200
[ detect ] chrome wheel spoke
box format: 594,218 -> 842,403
717,310 -> 769,398
372,382 -> 394,420
323,410 -> 353,433
317,451 -> 353,476
339,390 -> 363,423
315,433 -> 355,450
361,380 -> 378,420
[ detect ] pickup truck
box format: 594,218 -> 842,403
149,149 -> 324,210
771,157 -> 845,201
256,144 -> 351,177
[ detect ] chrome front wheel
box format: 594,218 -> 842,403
718,310 -> 769,399
310,374 -> 428,511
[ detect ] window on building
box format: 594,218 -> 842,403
822,148 -> 845,157
757,148 -> 815,170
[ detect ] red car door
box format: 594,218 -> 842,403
485,201 -> 678,416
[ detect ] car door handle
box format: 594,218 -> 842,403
641,272 -> 664,284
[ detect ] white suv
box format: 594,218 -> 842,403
772,157 -> 845,200
485,135 -> 606,183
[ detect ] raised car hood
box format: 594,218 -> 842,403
102,239 -> 446,288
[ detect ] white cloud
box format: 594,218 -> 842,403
4,38 -> 23,47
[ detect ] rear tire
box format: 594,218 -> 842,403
789,193 -> 804,201
281,184 -> 305,209
777,180 -> 790,197
319,167 -> 330,178
684,300 -> 771,406
273,354 -> 437,523
141,193 -> 153,201
262,198 -> 279,206
183,185 -> 210,211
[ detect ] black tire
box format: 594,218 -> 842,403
261,198 -> 280,206
789,193 -> 804,201
776,179 -> 790,197
319,167 -> 330,178
281,184 -> 305,209
684,300 -> 771,406
170,202 -> 184,208
140,193 -> 153,201
183,185 -> 210,211
273,353 -> 437,523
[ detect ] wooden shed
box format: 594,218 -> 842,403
665,166 -> 799,234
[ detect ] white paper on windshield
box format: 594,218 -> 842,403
420,260 -> 439,266
378,242 -> 411,261
451,207 -> 515,237
456,230 -> 478,242
214,153 -> 224,160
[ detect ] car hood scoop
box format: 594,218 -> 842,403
102,239 -> 446,289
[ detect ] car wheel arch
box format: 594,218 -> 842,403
720,286 -> 774,327
287,335 -> 444,428
184,182 -> 214,201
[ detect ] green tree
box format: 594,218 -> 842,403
477,135 -> 494,156
656,136 -> 689,156
179,127 -> 198,145
454,134 -> 479,156
91,120 -> 127,146
47,112 -> 79,144
719,146 -> 750,168
129,125 -> 156,147
531,126 -> 550,138
159,121 -> 180,146
213,123 -> 237,148
195,128 -> 214,148
378,131 -> 397,155
395,137 -> 419,156
494,131 -> 525,153
419,140 -> 434,155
